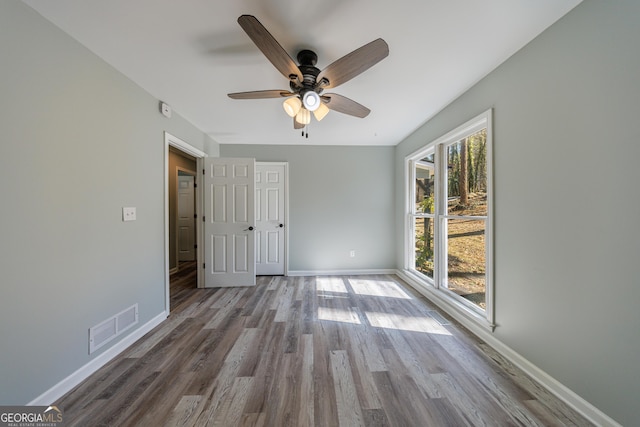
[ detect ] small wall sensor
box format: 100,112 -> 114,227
160,102 -> 172,118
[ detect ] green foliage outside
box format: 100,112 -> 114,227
447,129 -> 487,201
414,128 -> 488,308
415,196 -> 434,276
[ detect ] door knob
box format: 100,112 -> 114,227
244,226 -> 254,231
279,224 -> 284,228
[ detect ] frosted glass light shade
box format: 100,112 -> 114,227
283,97 -> 301,117
295,108 -> 311,125
302,91 -> 320,111
313,102 -> 330,121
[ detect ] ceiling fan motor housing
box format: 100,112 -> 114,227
296,49 -> 322,89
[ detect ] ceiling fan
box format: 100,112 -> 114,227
227,15 -> 389,132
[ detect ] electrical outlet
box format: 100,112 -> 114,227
349,250 -> 356,258
122,207 -> 136,221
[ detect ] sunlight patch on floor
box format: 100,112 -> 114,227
348,279 -> 412,299
318,307 -> 361,324
365,312 -> 451,335
316,277 -> 349,293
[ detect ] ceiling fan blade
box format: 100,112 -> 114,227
294,117 -> 304,129
321,93 -> 370,118
228,90 -> 294,99
237,15 -> 303,82
316,38 -> 389,89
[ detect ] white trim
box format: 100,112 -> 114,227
404,109 -> 494,326
164,132 -> 207,313
425,111 -> 489,154
28,311 -> 167,406
484,109 -> 494,325
395,270 -> 620,427
288,269 -> 397,277
165,132 -> 206,158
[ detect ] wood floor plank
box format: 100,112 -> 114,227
210,376 -> 254,427
54,269 -> 594,427
330,349 -> 366,427
341,328 -> 384,410
297,334 -> 314,427
56,357 -> 138,413
193,327 -> 260,426
240,412 -> 266,427
349,306 -> 387,373
164,395 -> 203,427
371,369 -> 422,427
312,321 -> 339,426
380,329 -> 443,400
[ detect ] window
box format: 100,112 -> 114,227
406,110 -> 493,327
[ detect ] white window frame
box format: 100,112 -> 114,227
404,109 -> 494,330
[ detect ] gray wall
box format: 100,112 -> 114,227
0,2 -> 218,404
395,1 -> 639,424
220,145 -> 396,272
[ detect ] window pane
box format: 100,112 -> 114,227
445,218 -> 486,309
414,156 -> 435,214
446,129 -> 487,216
414,217 -> 434,279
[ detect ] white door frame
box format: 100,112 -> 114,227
164,132 -> 206,314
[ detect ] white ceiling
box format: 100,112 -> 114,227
22,0 -> 580,146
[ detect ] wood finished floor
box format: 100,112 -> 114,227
56,266 -> 593,426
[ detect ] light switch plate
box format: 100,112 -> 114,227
122,207 -> 136,221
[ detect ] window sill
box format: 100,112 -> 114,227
396,269 -> 496,333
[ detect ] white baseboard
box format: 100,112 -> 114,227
28,311 -> 168,406
395,270 -> 620,427
287,268 -> 396,277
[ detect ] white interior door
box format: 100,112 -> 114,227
203,157 -> 256,287
255,163 -> 287,275
177,174 -> 196,261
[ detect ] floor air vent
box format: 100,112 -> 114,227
428,310 -> 450,326
89,304 -> 139,354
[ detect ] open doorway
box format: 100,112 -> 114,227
169,149 -> 197,306
169,149 -> 196,272
164,132 -> 206,314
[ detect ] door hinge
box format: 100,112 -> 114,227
194,213 -> 197,219
194,182 -> 197,188
203,169 -> 205,175
202,216 -> 205,222
203,263 -> 206,269
194,244 -> 197,249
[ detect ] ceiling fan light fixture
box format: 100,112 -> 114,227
296,108 -> 311,125
283,97 -> 301,117
302,91 -> 320,111
313,102 -> 330,121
